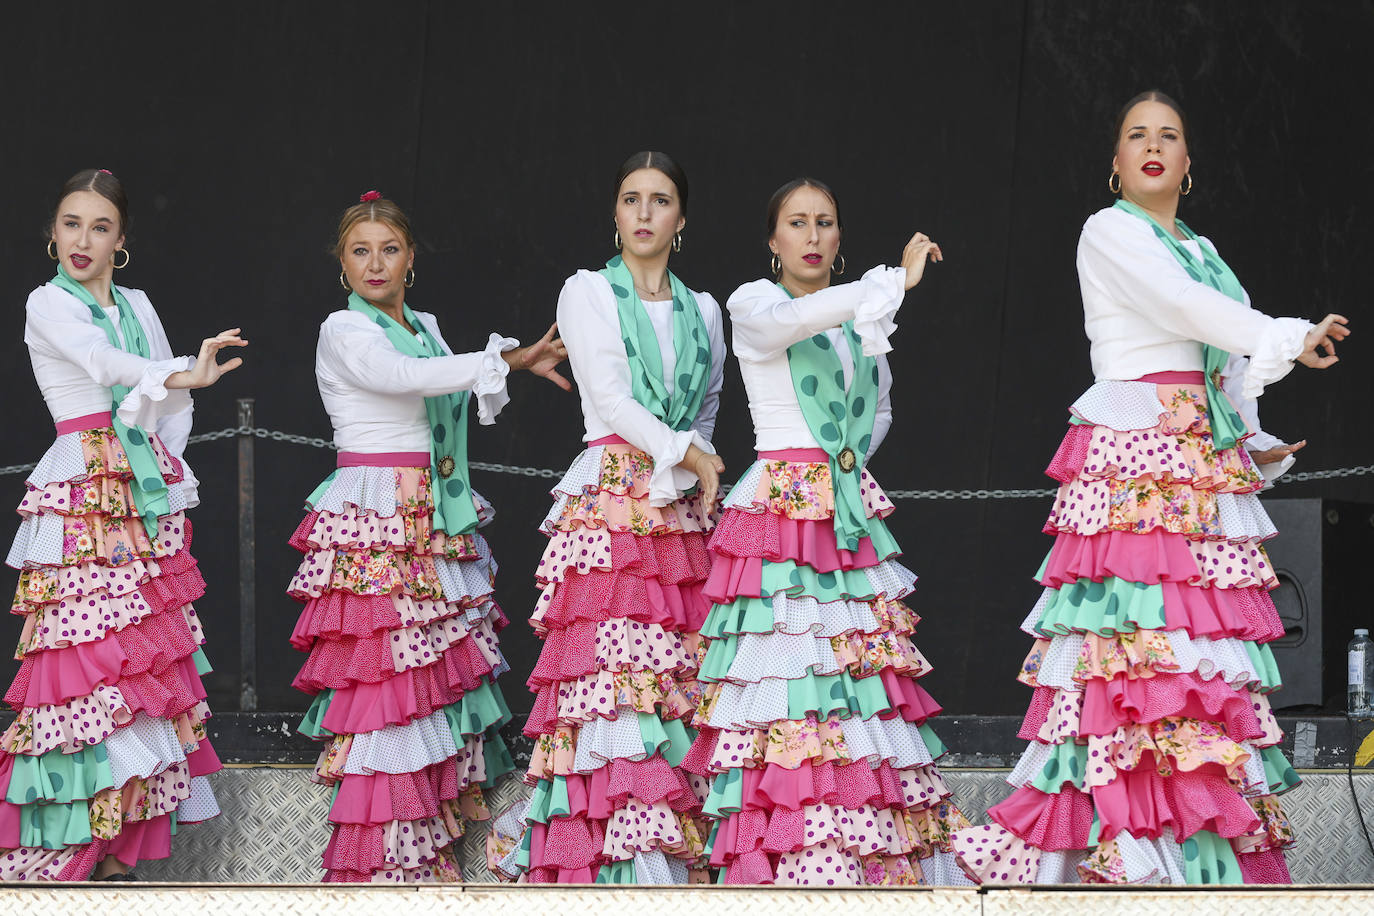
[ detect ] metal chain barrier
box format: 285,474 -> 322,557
1,425 -> 1370,497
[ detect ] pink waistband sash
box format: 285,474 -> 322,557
1133,370 -> 1206,384
758,447 -> 829,462
55,411 -> 114,435
589,435 -> 629,447
337,451 -> 430,468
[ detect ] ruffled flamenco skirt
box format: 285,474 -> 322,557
686,449 -> 973,886
0,422 -> 221,880
494,438 -> 716,884
289,460 -> 516,882
952,373 -> 1299,885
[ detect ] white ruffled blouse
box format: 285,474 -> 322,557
1076,206 -> 1313,398
23,282 -> 200,504
727,267 -> 901,456
315,309 -> 517,453
556,270 -> 725,506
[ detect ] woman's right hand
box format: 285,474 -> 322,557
1298,314 -> 1350,369
166,329 -> 248,389
900,232 -> 943,290
679,443 -> 725,510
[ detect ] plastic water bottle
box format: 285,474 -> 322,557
1349,629 -> 1374,717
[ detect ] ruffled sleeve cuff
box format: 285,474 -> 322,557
177,454 -> 202,509
647,429 -> 712,508
474,333 -> 520,425
115,356 -> 194,431
1241,317 -> 1312,399
1257,453 -> 1295,488
853,266 -> 906,356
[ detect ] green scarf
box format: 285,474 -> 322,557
599,256 -> 711,431
1112,199 -> 1249,449
49,264 -> 170,531
780,284 -> 880,552
346,293 -> 479,537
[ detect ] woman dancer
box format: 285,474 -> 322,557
952,91 -> 1349,885
0,168 -> 243,880
288,191 -> 567,882
509,151 -> 725,884
688,178 -> 972,885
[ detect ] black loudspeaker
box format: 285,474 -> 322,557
1262,499 -> 1374,710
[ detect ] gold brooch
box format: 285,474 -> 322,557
437,456 -> 456,478
837,447 -> 857,473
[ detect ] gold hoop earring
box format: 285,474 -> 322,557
46,240 -> 58,261
832,253 -> 846,276
614,230 -> 622,251
112,248 -> 130,270
1108,171 -> 1122,194
672,232 -> 682,253
770,254 -> 782,279
404,268 -> 415,288
1180,174 -> 1193,196
339,271 -> 350,291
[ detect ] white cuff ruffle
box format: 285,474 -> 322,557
1241,317 -> 1312,399
852,266 -> 905,357
115,356 -> 193,432
647,429 -> 712,508
473,333 -> 520,425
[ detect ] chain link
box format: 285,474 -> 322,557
4,425 -> 1372,498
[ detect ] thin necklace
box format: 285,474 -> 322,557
634,280 -> 668,298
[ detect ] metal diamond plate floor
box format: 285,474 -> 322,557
134,767 -> 1374,884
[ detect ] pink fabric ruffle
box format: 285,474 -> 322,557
291,592 -> 399,649
527,618 -> 694,688
1041,531 -> 1205,587
986,785 -> 1095,851
293,619 -> 495,692
1078,671 -> 1262,740
537,529 -> 711,587
879,668 -> 944,724
539,570 -> 710,633
1090,760 -> 1260,841
710,510 -> 885,573
318,666 -> 478,734
1238,847 -> 1292,884
1045,424 -> 1095,483
102,812 -> 174,867
329,757 -> 459,825
737,759 -> 920,813
525,817 -> 604,875
8,606 -> 200,708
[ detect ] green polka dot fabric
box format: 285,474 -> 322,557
778,284 -> 879,553
49,265 -> 171,530
347,293 -> 478,536
1112,199 -> 1247,451
599,256 -> 711,432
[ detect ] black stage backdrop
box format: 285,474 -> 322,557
0,1 -> 1369,716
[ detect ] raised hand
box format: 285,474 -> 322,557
507,322 -> 571,391
1298,314 -> 1350,369
168,329 -> 248,389
1250,439 -> 1306,466
900,231 -> 943,290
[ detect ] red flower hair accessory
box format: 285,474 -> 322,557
359,190 -> 382,202
98,169 -> 113,175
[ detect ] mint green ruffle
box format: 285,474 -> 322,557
17,799 -> 92,849
1034,577 -> 1167,637
593,858 -> 638,884
1030,742 -> 1090,793
479,729 -> 516,786
191,646 -> 214,675
1182,829 -> 1243,885
1244,641 -> 1283,692
6,743 -> 113,805
761,561 -> 879,603
299,676 -> 512,742
525,775 -> 572,825
701,596 -> 778,641
1260,744 -> 1301,794
298,690 -> 334,739
785,669 -> 893,720
702,766 -> 743,818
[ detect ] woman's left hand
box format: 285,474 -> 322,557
1250,439 -> 1306,466
506,322 -> 571,390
